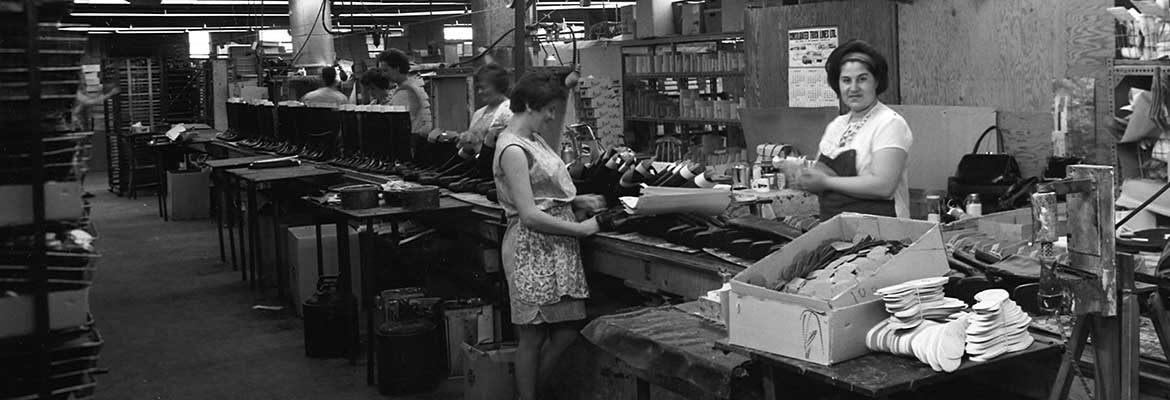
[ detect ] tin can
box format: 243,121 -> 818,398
731,162 -> 750,190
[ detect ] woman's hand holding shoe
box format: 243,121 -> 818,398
593,208 -> 629,232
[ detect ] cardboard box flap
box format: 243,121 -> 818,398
732,214 -> 948,309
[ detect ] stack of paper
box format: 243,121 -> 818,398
619,187 -> 732,216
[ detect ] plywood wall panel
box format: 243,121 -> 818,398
888,105 -> 997,192
744,0 -> 898,108
998,111 -> 1054,179
898,0 -> 1065,113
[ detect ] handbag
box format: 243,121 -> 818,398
947,126 -> 1023,214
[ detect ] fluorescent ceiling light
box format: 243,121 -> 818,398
73,0 -> 129,4
157,0 -> 465,5
116,30 -> 187,34
61,25 -> 263,31
338,10 -> 463,17
71,12 -> 288,16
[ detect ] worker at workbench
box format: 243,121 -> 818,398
493,71 -> 617,400
796,39 -> 913,220
301,66 -> 348,106
457,63 -> 513,160
376,49 -> 435,157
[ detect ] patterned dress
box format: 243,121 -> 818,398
492,130 -> 589,325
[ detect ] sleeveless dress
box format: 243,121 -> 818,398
492,130 -> 589,325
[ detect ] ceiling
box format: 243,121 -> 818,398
61,0 -> 631,32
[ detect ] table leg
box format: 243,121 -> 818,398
760,362 -> 777,400
1149,293 -> 1170,366
156,150 -> 164,219
272,189 -> 286,301
213,173 -> 225,263
365,219 -> 380,385
1092,315 -> 1122,400
235,176 -> 247,282
315,222 -> 324,277
336,218 -> 358,366
248,182 -> 261,291
1048,316 -> 1090,400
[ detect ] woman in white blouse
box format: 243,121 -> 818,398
797,39 -> 913,220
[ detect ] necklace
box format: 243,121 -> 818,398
837,105 -> 878,148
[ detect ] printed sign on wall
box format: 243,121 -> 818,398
787,27 -> 839,108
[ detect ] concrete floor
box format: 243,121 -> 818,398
87,173 -> 462,400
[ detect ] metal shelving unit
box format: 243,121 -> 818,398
621,32 -> 746,156
0,4 -> 103,399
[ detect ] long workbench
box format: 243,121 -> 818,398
193,139 -> 737,299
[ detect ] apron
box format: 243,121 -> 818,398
817,149 -> 896,221
502,203 -> 589,306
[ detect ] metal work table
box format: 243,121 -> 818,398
716,338 -> 1060,399
202,155 -> 273,278
307,196 -> 472,385
223,164 -> 342,296
584,303 -> 1062,400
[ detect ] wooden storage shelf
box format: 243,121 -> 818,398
626,116 -> 741,125
614,31 -> 744,47
625,71 -> 746,79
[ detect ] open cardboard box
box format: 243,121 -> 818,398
728,214 -> 948,365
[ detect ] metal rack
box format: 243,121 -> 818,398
0,3 -> 102,399
1106,58 -> 1170,182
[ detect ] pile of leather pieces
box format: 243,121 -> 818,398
770,234 -> 910,301
613,214 -> 807,261
942,231 -> 1076,307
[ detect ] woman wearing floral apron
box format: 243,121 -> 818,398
797,39 -> 913,220
493,71 -> 610,400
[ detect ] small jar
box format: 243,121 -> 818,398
964,193 -> 983,217
925,194 -> 942,222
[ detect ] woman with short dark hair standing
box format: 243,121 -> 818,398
492,71 -> 611,400
796,39 -> 913,220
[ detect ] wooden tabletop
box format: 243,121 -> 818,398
715,337 -> 1060,398
321,196 -> 472,220
225,164 -> 343,183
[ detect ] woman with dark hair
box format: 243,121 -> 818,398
355,68 -> 393,105
796,39 -> 913,219
457,63 -> 513,155
492,71 -> 612,400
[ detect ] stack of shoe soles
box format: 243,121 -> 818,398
867,277 -> 967,372
865,286 -> 1033,372
765,235 -> 909,301
964,289 -> 1033,362
874,277 -> 964,329
866,317 -> 968,373
611,214 -> 802,262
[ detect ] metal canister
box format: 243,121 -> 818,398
731,162 -> 750,190
964,193 -> 983,217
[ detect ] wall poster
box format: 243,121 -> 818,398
787,26 -> 839,108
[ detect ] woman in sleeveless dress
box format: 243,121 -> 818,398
492,71 -> 607,400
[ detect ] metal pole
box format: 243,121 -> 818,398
25,2 -> 50,398
513,0 -> 527,77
